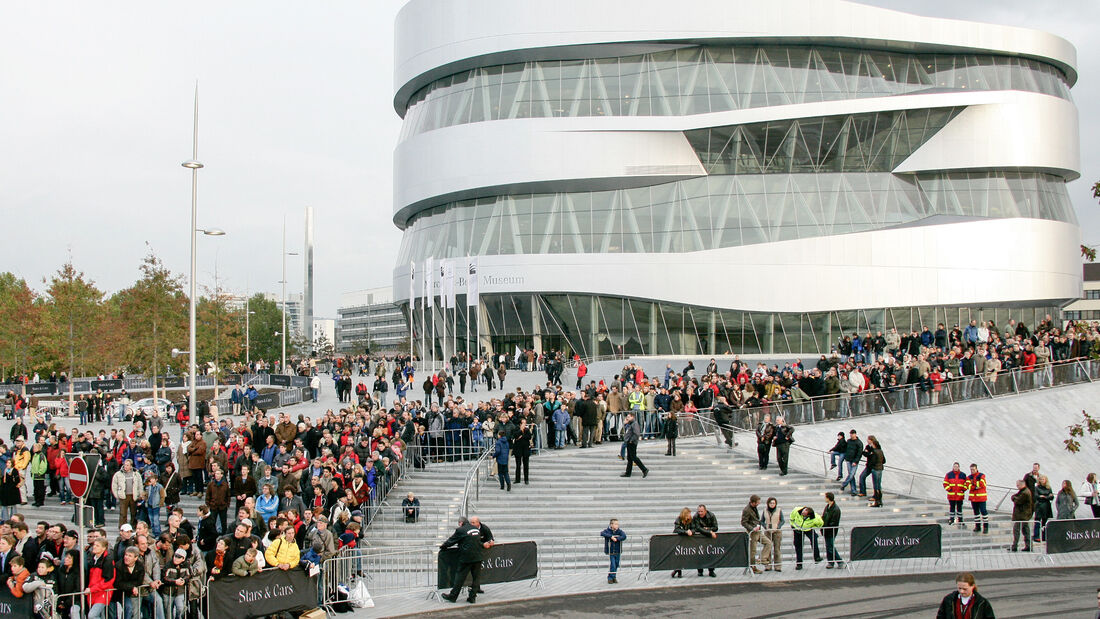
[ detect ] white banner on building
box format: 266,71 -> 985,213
409,262 -> 416,302
444,260 -> 456,309
467,256 -> 479,307
423,257 -> 433,300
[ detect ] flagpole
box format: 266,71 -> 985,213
465,256 -> 470,362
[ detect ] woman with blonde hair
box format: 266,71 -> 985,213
670,507 -> 695,579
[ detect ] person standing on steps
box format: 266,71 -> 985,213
1010,479 -> 1033,552
692,505 -> 719,577
840,430 -> 863,497
822,492 -> 844,569
578,391 -> 598,449
944,462 -> 968,526
790,505 -> 823,570
772,416 -> 794,476
741,495 -> 770,574
493,431 -> 512,492
755,414 -> 774,470
619,412 -> 648,478
1083,473 -> 1100,518
828,432 -> 847,481
599,518 -> 626,584
439,516 -> 485,604
511,419 -> 532,486
966,463 -> 989,534
663,409 -> 679,456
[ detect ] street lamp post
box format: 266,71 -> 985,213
280,216 -> 299,375
245,308 -> 256,366
181,84 -> 224,413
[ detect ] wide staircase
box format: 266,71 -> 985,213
366,434 -> 1017,569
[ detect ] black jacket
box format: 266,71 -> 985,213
936,591 -> 995,619
692,511 -> 718,535
113,558 -> 146,597
844,438 -> 864,463
440,523 -> 483,563
822,503 -> 841,530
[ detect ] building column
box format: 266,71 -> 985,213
531,294 -> 542,355
767,314 -> 775,355
649,303 -> 658,355
708,310 -> 717,356
589,297 -> 599,359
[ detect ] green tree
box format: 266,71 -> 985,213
0,273 -> 41,379
196,292 -> 244,369
1082,182 -> 1100,262
112,251 -> 188,376
1065,410 -> 1100,453
40,261 -> 105,377
245,294 -> 284,364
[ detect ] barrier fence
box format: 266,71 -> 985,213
328,517 -> 1100,608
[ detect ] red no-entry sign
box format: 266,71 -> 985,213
69,457 -> 90,498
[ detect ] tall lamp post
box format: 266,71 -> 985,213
181,85 -> 225,413
280,216 -> 299,375
245,308 -> 256,366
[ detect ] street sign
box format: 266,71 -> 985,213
69,457 -> 90,498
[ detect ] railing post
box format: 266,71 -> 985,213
1077,359 -> 1093,383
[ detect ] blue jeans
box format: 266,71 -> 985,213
840,461 -> 859,495
148,506 -> 161,536
555,430 -> 566,448
311,388 -> 319,402
829,451 -> 844,469
608,553 -> 620,581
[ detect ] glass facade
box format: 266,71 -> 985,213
408,293 -> 1062,358
686,108 -> 961,175
396,171 -> 1075,263
400,45 -> 1070,138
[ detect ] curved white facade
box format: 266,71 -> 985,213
392,0 -> 1082,357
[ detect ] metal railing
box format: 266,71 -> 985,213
459,447 -> 495,517
321,546 -> 436,606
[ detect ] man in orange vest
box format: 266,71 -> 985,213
966,463 -> 988,534
943,462 -> 968,527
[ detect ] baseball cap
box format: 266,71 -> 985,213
174,548 -> 187,558
241,518 -> 253,528
120,524 -> 133,532
351,510 -> 363,518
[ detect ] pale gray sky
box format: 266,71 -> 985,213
0,1 -> 1096,317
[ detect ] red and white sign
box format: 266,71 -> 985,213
69,457 -> 89,499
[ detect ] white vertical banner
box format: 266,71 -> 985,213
444,260 -> 456,309
423,257 -> 433,300
466,257 -> 479,307
408,262 -> 416,302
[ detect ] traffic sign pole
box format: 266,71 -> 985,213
76,453 -> 86,610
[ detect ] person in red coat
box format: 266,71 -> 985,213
943,462 -> 968,526
85,538 -> 116,614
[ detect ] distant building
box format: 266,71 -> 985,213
1062,264 -> 1100,322
227,292 -> 304,340
336,287 -> 407,354
312,318 -> 336,350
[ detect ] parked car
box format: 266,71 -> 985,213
123,397 -> 173,418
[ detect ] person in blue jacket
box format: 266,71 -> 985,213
600,519 -> 627,584
493,431 -> 511,491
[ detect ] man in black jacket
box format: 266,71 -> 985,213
712,398 -> 735,449
822,492 -> 843,568
440,516 -> 487,604
772,417 -> 794,476
840,430 -> 863,496
755,415 -> 774,470
692,505 -> 718,577
577,392 -> 598,448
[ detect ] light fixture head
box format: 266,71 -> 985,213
202,228 -> 226,236
181,160 -> 204,169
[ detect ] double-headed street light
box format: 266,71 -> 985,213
181,85 -> 225,414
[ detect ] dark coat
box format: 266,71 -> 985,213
936,591 -> 995,619
692,511 -> 718,535
1011,488 -> 1034,521
440,523 -> 483,563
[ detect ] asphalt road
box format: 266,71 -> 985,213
418,568 -> 1100,618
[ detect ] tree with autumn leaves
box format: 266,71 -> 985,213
0,253 -> 280,380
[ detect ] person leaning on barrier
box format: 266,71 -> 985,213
761,498 -> 783,572
936,572 -> 995,619
670,508 -> 694,579
692,505 -> 719,578
740,495 -> 770,575
600,518 -> 626,584
439,516 -> 485,604
790,505 -> 823,570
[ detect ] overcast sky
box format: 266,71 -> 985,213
0,1 -> 1096,317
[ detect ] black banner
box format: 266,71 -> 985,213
0,587 -> 33,618
207,567 -> 318,619
849,524 -> 941,561
269,375 -> 291,387
90,379 -> 123,391
254,392 -> 281,410
24,382 -> 56,395
1045,518 -> 1100,554
290,376 -> 311,388
648,532 -> 750,571
223,374 -> 242,385
437,541 -> 538,589
160,376 -> 186,389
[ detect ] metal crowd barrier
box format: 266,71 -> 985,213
321,546 -> 436,607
